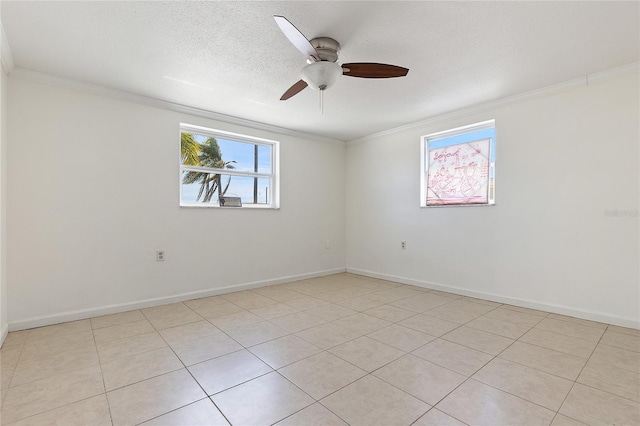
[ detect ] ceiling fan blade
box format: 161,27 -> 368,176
342,63 -> 409,78
280,79 -> 308,100
274,16 -> 320,61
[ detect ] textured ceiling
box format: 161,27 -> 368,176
1,1 -> 638,141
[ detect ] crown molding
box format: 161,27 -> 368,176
348,61 -> 640,144
9,67 -> 345,145
0,22 -> 14,74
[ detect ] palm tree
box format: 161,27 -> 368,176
180,132 -> 200,166
182,137 -> 236,202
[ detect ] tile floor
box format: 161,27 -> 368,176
1,273 -> 638,425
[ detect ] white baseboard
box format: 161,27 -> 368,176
8,268 -> 346,332
0,322 -> 8,347
348,268 -> 640,330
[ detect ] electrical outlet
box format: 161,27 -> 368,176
325,240 -> 331,249
156,250 -> 165,261
401,241 -> 406,250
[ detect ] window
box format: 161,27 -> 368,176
421,120 -> 495,207
180,124 -> 279,208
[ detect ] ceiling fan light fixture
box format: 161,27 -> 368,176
300,61 -> 342,91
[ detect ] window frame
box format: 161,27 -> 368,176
179,123 -> 280,209
420,120 -> 495,208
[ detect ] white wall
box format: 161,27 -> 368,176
0,61 -> 7,342
346,71 -> 639,327
7,76 -> 345,328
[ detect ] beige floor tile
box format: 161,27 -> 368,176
251,286 -> 305,302
2,331 -> 29,348
483,306 -> 545,327
590,342 -> 640,373
422,307 -> 480,325
352,279 -> 399,292
90,310 -> 145,329
320,375 -> 430,426
600,329 -> 640,352
188,349 -> 272,395
315,291 -> 356,304
140,398 -> 229,426
219,290 -> 257,303
10,344 -> 99,387
329,336 -> 404,372
282,295 -> 329,310
331,313 -> 391,335
306,304 -> 357,321
19,330 -> 95,361
373,355 -> 466,405
142,303 -> 203,330
1,345 -> 23,369
499,341 -> 586,381
442,326 -> 514,355
500,304 -> 548,317
367,324 -> 436,352
270,311 -> 326,333
546,313 -> 608,329
223,321 -> 289,347
472,357 -> 573,411
363,305 -> 417,323
185,299 -> 244,319
412,339 -> 494,376
329,286 -> 373,299
158,320 -> 221,345
550,414 -> 588,426
436,379 -> 555,426
375,288 -> 433,304
428,290 -> 463,299
466,316 -> 531,339
4,394 -> 112,426
577,359 -> 640,401
440,300 -> 498,316
279,351 -> 367,399
101,346 -> 183,391
389,294 -> 454,313
295,322 -> 363,350
107,369 -> 206,426
92,319 -> 155,344
362,291 -> 408,305
249,334 -> 322,369
560,383 -> 640,425
170,333 -> 243,366
183,295 -> 226,311
335,296 -> 386,311
608,324 -> 640,337
399,314 -> 460,337
212,372 -> 314,425
459,297 -> 501,308
534,317 -> 605,343
208,310 -> 262,330
1,366 -> 105,424
249,302 -> 299,320
96,331 -> 166,364
413,408 -> 467,426
519,328 -> 597,358
282,281 -> 331,296
275,402 -> 348,426
227,293 -> 278,310
27,320 -> 92,340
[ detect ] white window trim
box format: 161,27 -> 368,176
420,119 -> 495,208
179,123 -> 280,209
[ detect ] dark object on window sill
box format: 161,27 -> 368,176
219,196 -> 242,207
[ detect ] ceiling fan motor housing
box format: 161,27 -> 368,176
308,37 -> 341,63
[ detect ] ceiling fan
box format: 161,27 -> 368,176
274,16 -> 409,101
